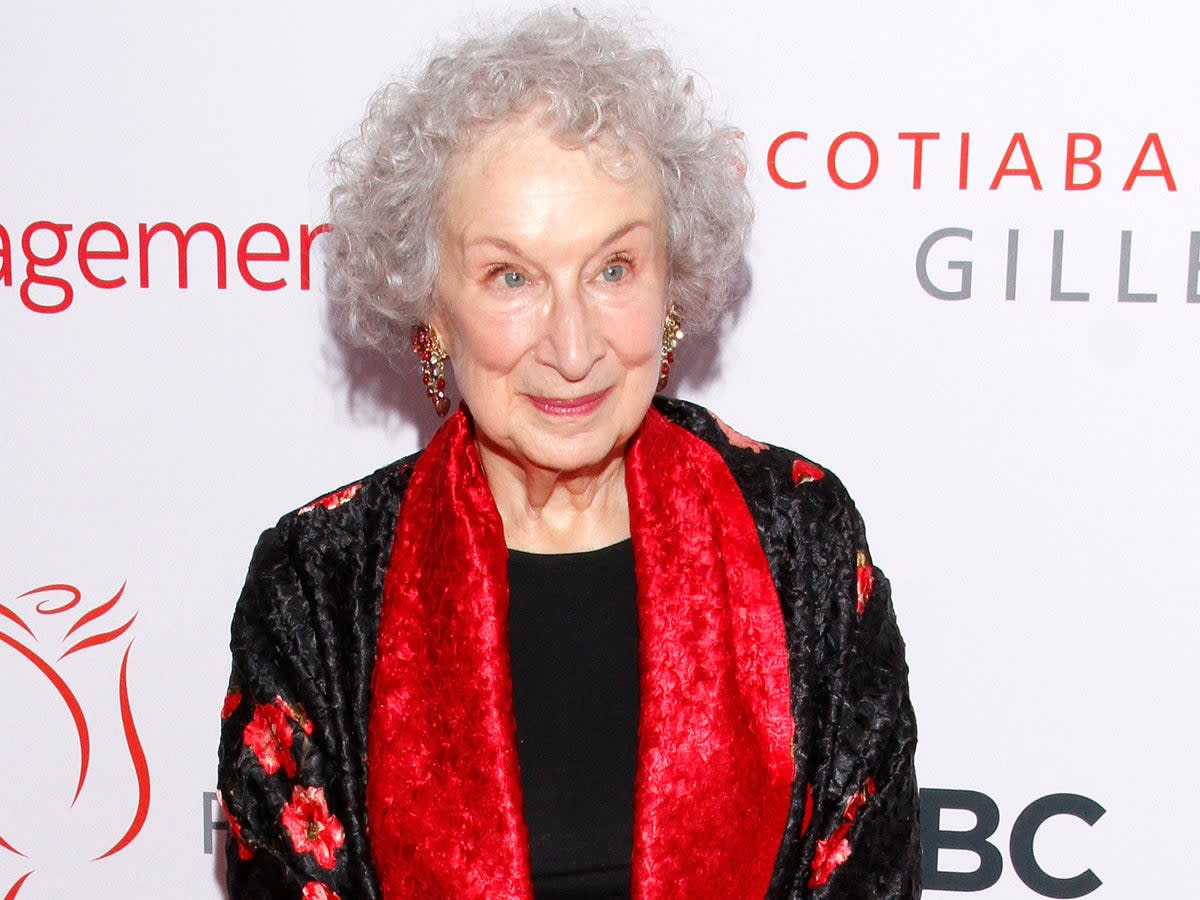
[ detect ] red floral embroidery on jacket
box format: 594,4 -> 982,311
710,412 -> 769,453
227,810 -> 254,860
243,701 -> 297,778
274,695 -> 314,736
855,550 -> 873,615
808,778 -> 877,887
800,781 -> 814,836
297,483 -> 361,515
302,882 -> 342,900
810,828 -> 852,887
281,786 -> 345,870
792,458 -> 825,485
216,791 -> 254,860
221,688 -> 242,719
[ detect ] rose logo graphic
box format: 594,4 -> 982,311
0,583 -> 150,897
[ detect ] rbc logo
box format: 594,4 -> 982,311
922,789 -> 1105,897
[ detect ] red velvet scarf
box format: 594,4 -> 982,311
366,407 -> 795,899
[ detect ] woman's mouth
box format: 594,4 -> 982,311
525,388 -> 611,417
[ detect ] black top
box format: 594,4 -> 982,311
506,539 -> 639,900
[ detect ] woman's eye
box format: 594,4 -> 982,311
601,264 -> 626,283
501,270 -> 526,288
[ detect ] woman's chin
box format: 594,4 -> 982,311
521,434 -> 623,478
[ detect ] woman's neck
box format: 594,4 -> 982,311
476,441 -> 631,554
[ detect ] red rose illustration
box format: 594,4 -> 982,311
0,581 -> 151,896
281,786 -> 345,870
302,882 -> 343,900
243,701 -> 297,778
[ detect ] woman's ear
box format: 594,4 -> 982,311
427,296 -> 453,359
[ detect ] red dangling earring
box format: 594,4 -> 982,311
657,305 -> 683,391
411,324 -> 450,416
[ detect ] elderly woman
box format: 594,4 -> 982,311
217,9 -> 919,900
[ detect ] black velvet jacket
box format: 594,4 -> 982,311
217,397 -> 920,899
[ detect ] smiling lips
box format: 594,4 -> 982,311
525,388 -> 611,417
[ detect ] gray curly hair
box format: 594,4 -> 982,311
327,7 -> 752,355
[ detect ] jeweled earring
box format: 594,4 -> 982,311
411,324 -> 450,416
657,305 -> 683,391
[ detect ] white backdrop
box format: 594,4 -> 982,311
1,1 -> 1196,897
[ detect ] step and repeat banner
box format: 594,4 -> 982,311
2,1 -> 1195,897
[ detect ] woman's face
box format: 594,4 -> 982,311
432,117 -> 669,478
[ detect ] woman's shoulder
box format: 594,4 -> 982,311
653,396 -> 878,629
238,450 -> 424,609
270,450 -> 422,544
232,450 -> 423,651
652,395 -> 855,515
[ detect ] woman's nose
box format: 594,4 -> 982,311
538,280 -> 604,382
